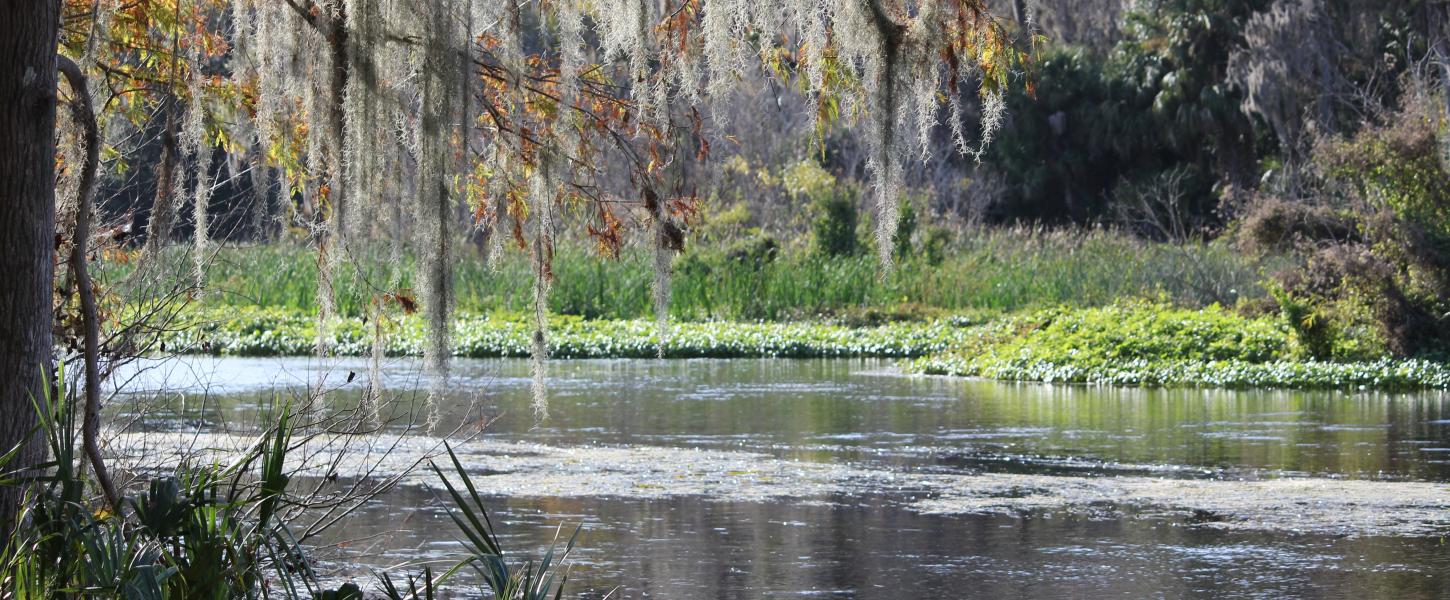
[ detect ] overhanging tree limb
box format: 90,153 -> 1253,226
58,53 -> 119,511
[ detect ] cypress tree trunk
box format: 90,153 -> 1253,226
146,94 -> 180,250
249,145 -> 275,241
0,0 -> 60,545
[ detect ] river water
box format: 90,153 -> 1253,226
114,357 -> 1450,598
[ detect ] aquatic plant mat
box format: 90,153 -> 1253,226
113,432 -> 1450,538
158,303 -> 1450,389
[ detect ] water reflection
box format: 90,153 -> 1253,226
310,490 -> 1450,599
118,356 -> 1450,480
113,356 -> 1450,598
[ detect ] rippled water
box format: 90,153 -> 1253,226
115,357 -> 1450,598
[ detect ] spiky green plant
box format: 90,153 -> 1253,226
0,373 -> 584,597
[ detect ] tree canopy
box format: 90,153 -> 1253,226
59,0 -> 1030,416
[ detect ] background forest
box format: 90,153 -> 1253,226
102,0 -> 1450,364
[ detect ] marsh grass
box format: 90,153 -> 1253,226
154,228 -> 1268,321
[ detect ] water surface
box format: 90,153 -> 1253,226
116,357 -> 1450,598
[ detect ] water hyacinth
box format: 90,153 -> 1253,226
159,306 -> 976,360
913,355 -> 1450,390
154,303 -> 1450,391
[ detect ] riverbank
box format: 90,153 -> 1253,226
159,303 -> 1450,390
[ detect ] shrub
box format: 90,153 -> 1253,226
809,185 -> 861,258
893,195 -> 918,260
1232,192 -> 1358,256
1263,79 -> 1450,357
1267,281 -> 1335,359
723,234 -> 780,266
1314,82 -> 1450,243
920,226 -> 952,266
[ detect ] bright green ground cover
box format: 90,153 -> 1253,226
909,304 -> 1450,389
161,303 -> 1450,389
163,306 -> 979,358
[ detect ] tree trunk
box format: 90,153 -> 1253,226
1012,0 -> 1028,26
249,145 -> 274,241
146,94 -> 180,251
0,0 -> 60,545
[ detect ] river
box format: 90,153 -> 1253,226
112,357 -> 1450,598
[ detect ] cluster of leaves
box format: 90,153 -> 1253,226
910,302 -> 1450,390
982,0 -> 1264,224
1237,81 -> 1450,359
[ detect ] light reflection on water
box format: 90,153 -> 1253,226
116,356 -> 1450,597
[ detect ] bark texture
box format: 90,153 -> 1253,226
0,0 -> 60,544
145,94 -> 179,250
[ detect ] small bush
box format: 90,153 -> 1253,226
893,196 -> 918,260
1260,79 -> 1450,357
1232,193 -> 1358,256
1315,82 -> 1450,243
809,185 -> 861,258
920,226 -> 952,266
723,234 -> 779,266
1268,282 -> 1335,359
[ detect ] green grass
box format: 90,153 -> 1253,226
170,227 -> 1268,321
117,231 -> 1450,390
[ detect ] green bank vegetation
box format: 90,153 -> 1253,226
160,302 -> 1450,390
145,226 -> 1265,321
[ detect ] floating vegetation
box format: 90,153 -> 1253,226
910,303 -> 1450,390
914,354 -> 1450,390
113,432 -> 1450,539
157,306 -> 975,359
155,302 -> 1450,390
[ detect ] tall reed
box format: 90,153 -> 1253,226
141,227 -> 1269,321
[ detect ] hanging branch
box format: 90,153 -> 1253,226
247,0 -> 1026,423
58,54 -> 120,511
142,31 -> 182,255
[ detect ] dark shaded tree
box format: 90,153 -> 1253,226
0,0 -> 60,544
